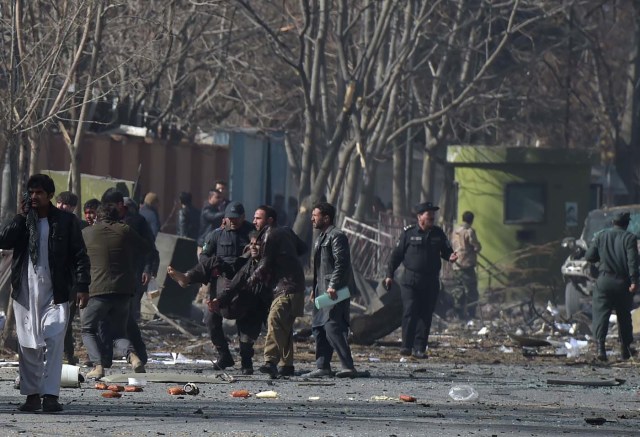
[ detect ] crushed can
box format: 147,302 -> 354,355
183,382 -> 200,395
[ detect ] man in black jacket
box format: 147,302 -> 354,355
177,192 -> 200,240
167,231 -> 270,374
385,202 -> 458,359
200,201 -> 253,370
197,188 -> 225,249
303,202 -> 357,378
0,174 -> 90,413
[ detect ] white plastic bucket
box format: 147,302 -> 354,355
60,364 -> 80,388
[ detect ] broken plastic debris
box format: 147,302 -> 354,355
546,301 -> 559,317
399,357 -> 407,363
554,323 -> 572,332
255,390 -> 278,399
499,345 -> 514,353
448,385 -> 479,401
371,395 -> 395,401
564,338 -> 589,358
477,327 -> 489,335
128,377 -> 146,387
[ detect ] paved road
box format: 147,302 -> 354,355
1,359 -> 639,436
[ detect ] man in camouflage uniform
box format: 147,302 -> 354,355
585,211 -> 638,361
451,211 -> 482,320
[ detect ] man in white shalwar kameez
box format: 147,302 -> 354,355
0,174 -> 90,413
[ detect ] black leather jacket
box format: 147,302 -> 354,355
0,205 -> 91,304
177,205 -> 200,240
312,225 -> 354,327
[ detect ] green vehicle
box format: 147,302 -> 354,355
561,205 -> 640,318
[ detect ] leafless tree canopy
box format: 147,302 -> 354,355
1,0 -> 638,219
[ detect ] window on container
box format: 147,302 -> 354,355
504,183 -> 546,224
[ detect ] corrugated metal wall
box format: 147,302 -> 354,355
38,132 -> 229,233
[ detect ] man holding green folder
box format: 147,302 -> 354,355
304,202 -> 358,378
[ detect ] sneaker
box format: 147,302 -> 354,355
241,367 -> 254,375
399,348 -> 412,356
42,395 -> 63,413
18,394 -> 41,412
258,362 -> 278,378
335,368 -> 357,378
278,365 -> 295,377
302,368 -> 333,378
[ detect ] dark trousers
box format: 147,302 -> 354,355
312,317 -> 354,371
400,274 -> 440,352
206,311 -> 228,350
81,294 -> 133,367
63,297 -> 77,358
592,275 -> 633,346
126,282 -> 148,364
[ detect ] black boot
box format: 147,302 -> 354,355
239,342 -> 254,375
212,346 -> 234,370
597,341 -> 607,362
620,343 -> 634,360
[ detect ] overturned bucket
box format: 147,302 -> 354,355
60,364 -> 81,388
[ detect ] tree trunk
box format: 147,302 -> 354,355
15,135 -> 27,211
392,141 -> 405,216
420,148 -> 434,202
340,156 -> 360,219
353,161 -> 378,222
28,133 -> 39,176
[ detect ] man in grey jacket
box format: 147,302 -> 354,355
303,202 -> 358,378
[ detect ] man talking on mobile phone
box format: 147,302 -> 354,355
0,174 -> 90,413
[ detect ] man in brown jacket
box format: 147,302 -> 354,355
81,204 -> 152,379
451,211 -> 482,319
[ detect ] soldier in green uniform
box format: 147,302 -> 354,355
584,211 -> 638,361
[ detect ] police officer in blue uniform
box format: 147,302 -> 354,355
200,201 -> 253,370
384,202 -> 458,358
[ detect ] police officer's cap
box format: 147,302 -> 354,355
414,201 -> 439,214
613,211 -> 630,223
225,201 -> 245,218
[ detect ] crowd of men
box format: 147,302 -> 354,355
2,172 -> 636,414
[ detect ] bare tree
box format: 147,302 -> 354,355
0,0 -> 102,215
